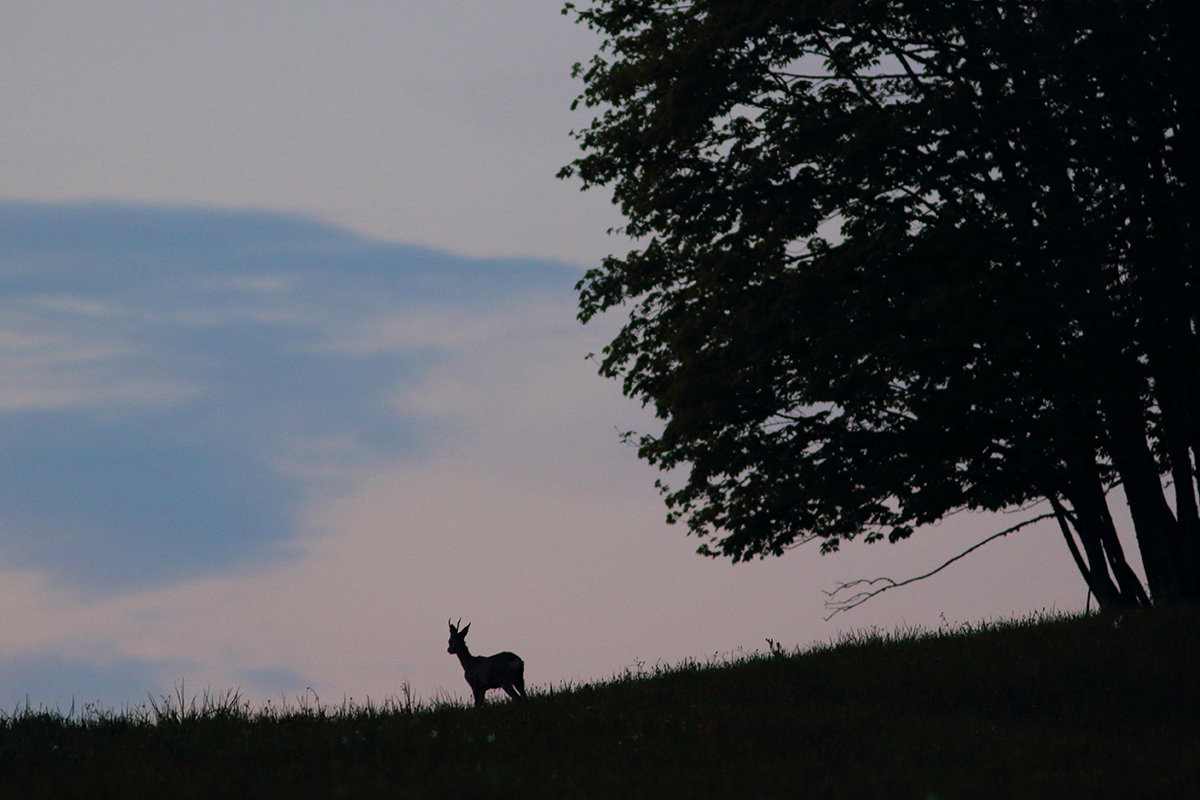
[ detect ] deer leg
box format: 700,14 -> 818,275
473,687 -> 487,707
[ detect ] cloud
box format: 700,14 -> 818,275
0,201 -> 578,592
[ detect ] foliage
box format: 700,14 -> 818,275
0,608 -> 1198,797
559,0 -> 1200,608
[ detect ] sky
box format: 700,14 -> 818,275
0,1 -> 1130,711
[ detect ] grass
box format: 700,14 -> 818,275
1,606 -> 1197,798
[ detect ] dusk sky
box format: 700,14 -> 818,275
0,1 -> 1126,711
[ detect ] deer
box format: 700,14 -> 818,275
447,619 -> 527,707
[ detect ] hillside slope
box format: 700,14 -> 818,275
1,608 -> 1197,798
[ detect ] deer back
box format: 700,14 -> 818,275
465,651 -> 524,690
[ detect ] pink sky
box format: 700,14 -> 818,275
0,1 -> 1124,710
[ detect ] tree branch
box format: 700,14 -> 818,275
1047,493 -> 1096,595
822,513 -> 1056,618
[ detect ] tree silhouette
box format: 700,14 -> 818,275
561,0 -> 1200,607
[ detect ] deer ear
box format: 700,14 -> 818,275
461,623 -> 470,636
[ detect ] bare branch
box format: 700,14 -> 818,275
780,534 -> 820,551
773,72 -> 912,81
822,513 -> 1056,619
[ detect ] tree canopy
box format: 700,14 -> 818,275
560,0 -> 1200,608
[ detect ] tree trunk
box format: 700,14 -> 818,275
1103,404 -> 1184,602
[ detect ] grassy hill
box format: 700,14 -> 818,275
1,607 -> 1197,798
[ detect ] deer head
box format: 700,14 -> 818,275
448,618 -> 470,655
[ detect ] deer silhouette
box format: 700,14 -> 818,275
447,619 -> 527,707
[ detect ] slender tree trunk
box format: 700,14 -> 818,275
1053,436 -> 1149,609
1103,404 -> 1184,602
1153,380 -> 1200,600
1048,494 -> 1107,604
1072,468 -> 1150,608
1049,493 -> 1123,608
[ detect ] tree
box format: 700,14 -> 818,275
559,0 -> 1200,608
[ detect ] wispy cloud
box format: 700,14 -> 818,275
0,201 -> 576,593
